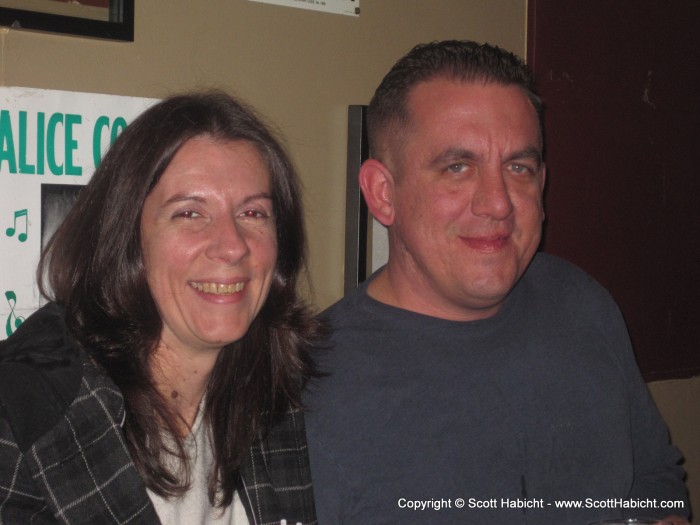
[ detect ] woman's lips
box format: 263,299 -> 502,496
189,281 -> 245,295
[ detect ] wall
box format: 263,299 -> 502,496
0,0 -> 526,309
528,0 -> 700,382
1,0 -> 695,518
650,377 -> 700,520
526,0 -> 699,515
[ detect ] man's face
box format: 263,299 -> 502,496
382,78 -> 545,321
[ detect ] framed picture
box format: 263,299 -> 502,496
344,105 -> 388,294
0,0 -> 133,41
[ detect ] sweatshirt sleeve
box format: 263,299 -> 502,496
603,298 -> 689,517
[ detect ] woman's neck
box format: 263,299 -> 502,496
150,341 -> 221,432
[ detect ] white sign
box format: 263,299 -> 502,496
247,0 -> 359,17
0,87 -> 157,340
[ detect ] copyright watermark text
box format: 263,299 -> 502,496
397,497 -> 685,512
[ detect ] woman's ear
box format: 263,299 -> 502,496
358,159 -> 396,227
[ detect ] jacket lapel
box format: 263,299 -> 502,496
25,358 -> 162,524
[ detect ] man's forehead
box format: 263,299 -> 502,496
403,78 -> 543,148
408,77 -> 531,112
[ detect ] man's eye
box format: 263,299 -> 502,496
510,163 -> 531,175
447,163 -> 466,174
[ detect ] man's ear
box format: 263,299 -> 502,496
358,159 -> 396,226
539,164 -> 547,191
539,164 -> 547,222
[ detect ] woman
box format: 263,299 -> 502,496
0,91 -> 321,524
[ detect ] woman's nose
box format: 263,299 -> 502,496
204,218 -> 250,264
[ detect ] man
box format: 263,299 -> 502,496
304,41 -> 689,524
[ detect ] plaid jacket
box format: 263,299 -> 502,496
0,303 -> 317,525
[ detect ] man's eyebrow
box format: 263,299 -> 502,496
428,146 -> 543,168
428,147 -> 478,168
506,147 -> 543,166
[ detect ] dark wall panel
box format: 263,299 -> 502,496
528,0 -> 700,380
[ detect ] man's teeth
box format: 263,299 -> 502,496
190,282 -> 245,295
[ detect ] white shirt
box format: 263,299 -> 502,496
147,404 -> 249,524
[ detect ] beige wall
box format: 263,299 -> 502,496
0,0 -> 526,309
1,0 -> 695,519
650,377 -> 699,521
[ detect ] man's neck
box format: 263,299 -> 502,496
366,265 -> 503,322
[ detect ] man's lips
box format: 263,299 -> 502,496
459,234 -> 510,252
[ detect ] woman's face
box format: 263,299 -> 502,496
140,137 -> 277,357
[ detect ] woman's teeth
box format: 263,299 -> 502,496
189,282 -> 245,295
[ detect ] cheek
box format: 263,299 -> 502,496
423,189 -> 472,231
512,195 -> 545,251
519,194 -> 546,224
263,240 -> 279,274
142,233 -> 192,286
140,240 -> 158,284
510,183 -> 545,217
402,184 -> 463,222
247,231 -> 278,272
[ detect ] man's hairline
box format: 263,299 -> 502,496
371,75 -> 543,175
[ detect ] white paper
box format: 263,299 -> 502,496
0,87 -> 157,339
247,0 -> 359,17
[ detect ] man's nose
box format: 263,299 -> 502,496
470,168 -> 514,220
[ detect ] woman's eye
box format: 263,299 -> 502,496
240,209 -> 268,219
174,210 -> 201,219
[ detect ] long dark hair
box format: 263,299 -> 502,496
38,91 -> 321,506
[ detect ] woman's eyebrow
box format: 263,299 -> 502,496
163,193 -> 206,205
161,192 -> 273,208
242,192 -> 273,203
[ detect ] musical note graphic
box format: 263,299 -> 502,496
4,290 -> 25,337
5,209 -> 28,242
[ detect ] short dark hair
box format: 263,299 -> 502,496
367,40 -> 543,161
39,90 -> 321,506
